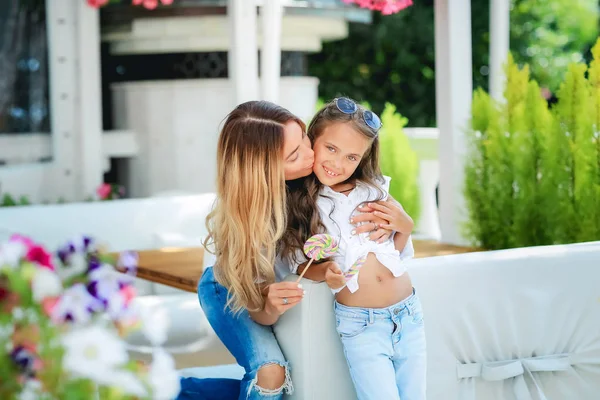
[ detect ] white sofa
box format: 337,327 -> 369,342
4,196 -> 600,398
273,241 -> 600,399
0,194 -> 228,368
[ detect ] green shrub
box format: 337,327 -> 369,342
378,103 -> 421,223
465,41 -> 600,249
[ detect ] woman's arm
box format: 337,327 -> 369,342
249,281 -> 305,326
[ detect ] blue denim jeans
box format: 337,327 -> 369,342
177,267 -> 292,400
334,289 -> 427,400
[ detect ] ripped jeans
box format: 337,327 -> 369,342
177,267 -> 293,400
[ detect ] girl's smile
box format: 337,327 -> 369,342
312,122 -> 370,187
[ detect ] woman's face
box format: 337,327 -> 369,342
282,121 -> 314,181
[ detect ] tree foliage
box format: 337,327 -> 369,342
310,0 -> 599,127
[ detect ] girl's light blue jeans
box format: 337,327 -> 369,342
177,267 -> 293,400
334,289 -> 427,400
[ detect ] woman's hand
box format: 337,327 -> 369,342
350,197 -> 414,243
324,261 -> 346,290
363,199 -> 414,234
263,281 -> 305,316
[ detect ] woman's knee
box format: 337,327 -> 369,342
255,363 -> 291,393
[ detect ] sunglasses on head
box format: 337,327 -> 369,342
334,97 -> 382,133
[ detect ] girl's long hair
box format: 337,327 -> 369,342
280,99 -> 384,263
204,101 -> 306,313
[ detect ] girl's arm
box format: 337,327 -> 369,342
296,260 -> 328,282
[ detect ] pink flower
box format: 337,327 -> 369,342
9,234 -> 34,250
96,183 -> 111,200
26,245 -> 55,271
143,0 -> 158,9
132,0 -> 144,4
343,0 -> 412,14
42,297 -> 60,317
120,285 -> 137,306
87,0 -> 109,8
160,0 -> 174,4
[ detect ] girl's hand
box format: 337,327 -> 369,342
324,262 -> 346,290
263,281 -> 305,316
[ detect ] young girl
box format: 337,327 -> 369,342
279,98 -> 426,400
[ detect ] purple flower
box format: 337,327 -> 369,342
117,251 -> 138,276
11,346 -> 38,378
51,284 -> 104,324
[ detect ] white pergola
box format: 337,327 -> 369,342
230,0 -> 510,245
0,0 -> 509,246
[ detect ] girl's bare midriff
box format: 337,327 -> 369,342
336,252 -> 413,308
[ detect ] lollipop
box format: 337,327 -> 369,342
344,255 -> 367,281
296,234 -> 339,282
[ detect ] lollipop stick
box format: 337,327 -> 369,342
296,258 -> 315,283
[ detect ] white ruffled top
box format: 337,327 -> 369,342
281,176 -> 414,294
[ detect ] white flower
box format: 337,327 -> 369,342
31,268 -> 63,302
103,370 -> 147,397
12,307 -> 24,320
149,348 -> 180,400
140,304 -> 169,346
89,264 -> 122,298
0,323 -> 14,340
62,325 -> 128,383
57,253 -> 88,280
0,240 -> 26,270
52,284 -> 104,324
17,379 -> 42,400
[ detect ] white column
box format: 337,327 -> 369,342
260,0 -> 283,103
46,0 -> 79,201
228,0 -> 259,104
76,2 -> 104,198
489,0 -> 510,101
434,0 -> 473,245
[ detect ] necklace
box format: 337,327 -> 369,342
337,185 -> 355,194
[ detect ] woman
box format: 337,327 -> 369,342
178,101 -> 399,400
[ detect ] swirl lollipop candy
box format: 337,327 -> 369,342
296,234 -> 339,282
344,255 -> 367,281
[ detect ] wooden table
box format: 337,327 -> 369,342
124,240 -> 479,293
126,247 -> 205,293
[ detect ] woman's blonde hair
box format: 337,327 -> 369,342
204,101 -> 306,313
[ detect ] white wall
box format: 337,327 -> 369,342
112,77 -> 319,198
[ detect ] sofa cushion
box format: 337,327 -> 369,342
125,293 -> 212,353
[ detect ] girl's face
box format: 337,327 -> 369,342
282,121 -> 314,181
312,122 -> 371,187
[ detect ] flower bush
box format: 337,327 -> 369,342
0,235 -> 180,399
342,0 -> 413,15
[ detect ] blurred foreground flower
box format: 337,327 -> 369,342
0,234 -> 181,399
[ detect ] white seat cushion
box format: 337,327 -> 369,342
125,293 -> 212,353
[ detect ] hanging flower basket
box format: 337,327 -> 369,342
87,0 -> 174,10
342,0 -> 413,15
